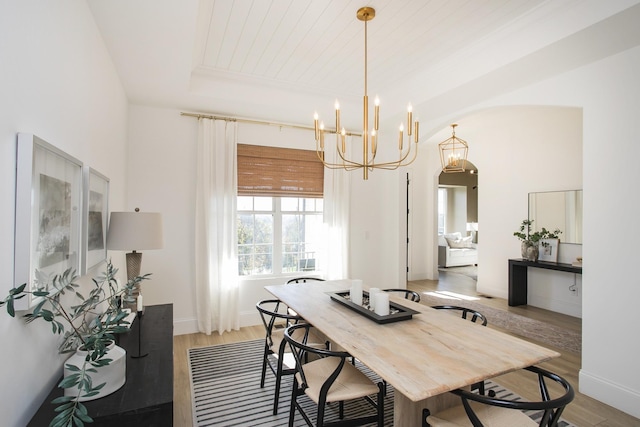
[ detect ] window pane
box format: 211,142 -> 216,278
254,197 -> 273,211
237,214 -> 254,244
303,198 -> 318,211
254,245 -> 273,274
237,210 -> 274,276
238,254 -> 253,276
282,214 -> 302,243
281,197 -> 299,212
438,188 -> 446,235
281,212 -> 322,272
237,196 -> 253,211
254,215 -> 273,244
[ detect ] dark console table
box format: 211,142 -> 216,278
29,304 -> 173,427
508,259 -> 582,306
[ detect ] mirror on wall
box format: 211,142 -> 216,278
528,190 -> 583,244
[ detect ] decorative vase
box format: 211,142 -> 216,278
63,341 -> 126,401
521,242 -> 539,261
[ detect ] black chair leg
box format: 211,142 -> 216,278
288,381 -> 297,427
273,375 -> 281,414
260,347 -> 269,388
273,355 -> 285,414
377,382 -> 384,427
422,408 -> 432,427
318,400 -> 328,426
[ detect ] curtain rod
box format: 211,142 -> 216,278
180,111 -> 361,137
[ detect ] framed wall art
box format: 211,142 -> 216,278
538,238 -> 560,263
14,133 -> 83,310
82,167 -> 109,274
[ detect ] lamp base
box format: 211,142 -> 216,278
125,251 -> 142,281
125,251 -> 144,303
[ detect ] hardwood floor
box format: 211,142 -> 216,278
172,270 -> 640,426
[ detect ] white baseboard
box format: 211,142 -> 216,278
240,310 -> 261,328
173,317 -> 199,335
173,311 -> 262,336
528,294 -> 582,318
579,369 -> 640,419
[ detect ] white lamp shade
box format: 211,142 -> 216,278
107,212 -> 164,251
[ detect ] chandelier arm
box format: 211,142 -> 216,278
319,142 -> 366,169
370,143 -> 419,169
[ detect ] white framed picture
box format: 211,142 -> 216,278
14,133 -> 83,310
538,238 -> 560,263
82,167 -> 109,274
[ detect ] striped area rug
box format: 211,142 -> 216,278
188,339 -> 576,426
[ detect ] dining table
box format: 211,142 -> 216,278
265,279 -> 560,427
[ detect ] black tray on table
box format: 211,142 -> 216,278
326,290 -> 420,324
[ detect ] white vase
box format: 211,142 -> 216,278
63,342 -> 126,401
521,242 -> 539,261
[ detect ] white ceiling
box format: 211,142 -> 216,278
87,0 -> 640,135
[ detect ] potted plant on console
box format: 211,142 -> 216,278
1,260 -> 149,427
514,219 -> 562,261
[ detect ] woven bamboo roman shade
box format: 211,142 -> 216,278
237,144 -> 324,197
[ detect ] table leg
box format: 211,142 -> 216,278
508,261 -> 528,306
394,391 -> 461,427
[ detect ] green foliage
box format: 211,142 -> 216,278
1,260 -> 151,427
514,219 -> 562,246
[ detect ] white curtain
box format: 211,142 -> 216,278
321,135 -> 351,280
195,118 -> 240,335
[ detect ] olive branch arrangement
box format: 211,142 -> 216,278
514,219 -> 562,247
1,261 -> 149,427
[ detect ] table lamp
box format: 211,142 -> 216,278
466,222 -> 478,243
107,208 -> 164,287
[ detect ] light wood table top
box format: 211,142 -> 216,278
266,280 -> 560,426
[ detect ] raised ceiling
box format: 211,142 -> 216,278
87,0 -> 640,134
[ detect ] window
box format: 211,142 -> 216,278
438,187 -> 447,235
237,196 -> 323,276
236,144 -> 324,277
237,196 -> 274,276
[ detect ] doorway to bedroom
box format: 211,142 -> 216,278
437,161 -> 478,281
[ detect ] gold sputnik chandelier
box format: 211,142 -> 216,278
313,7 -> 419,180
439,124 -> 469,173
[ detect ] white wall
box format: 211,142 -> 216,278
0,3 -> 129,426
513,45 -> 640,420
414,45 -> 640,417
126,106 -> 198,334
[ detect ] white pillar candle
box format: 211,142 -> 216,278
368,288 -> 380,308
350,279 -> 363,306
374,292 -> 390,316
137,294 -> 143,312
